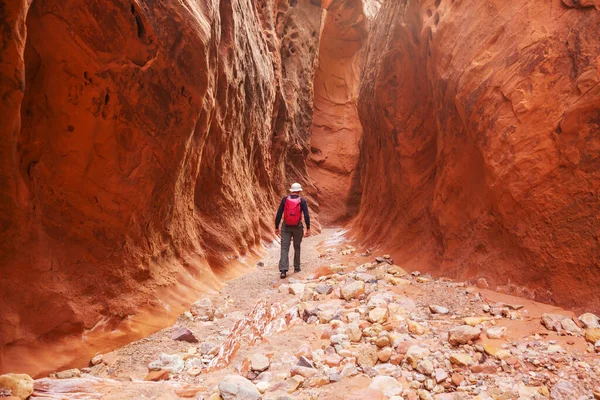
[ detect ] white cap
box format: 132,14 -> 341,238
289,182 -> 303,192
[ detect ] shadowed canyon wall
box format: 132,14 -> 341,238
307,0 -> 379,225
0,0 -> 323,373
353,0 -> 600,312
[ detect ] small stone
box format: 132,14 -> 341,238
375,334 -> 391,348
448,325 -> 481,346
560,318 -> 583,335
579,313 -> 600,329
250,354 -> 270,372
255,381 -> 269,394
55,369 -> 81,379
451,373 -> 464,386
279,284 -> 290,294
449,353 -> 473,366
191,298 -> 215,321
368,307 -> 389,324
375,257 -> 386,263
91,354 -> 104,366
297,355 -> 314,368
0,374 -> 34,400
585,328 -> 600,344
434,368 -> 448,383
369,376 -> 403,398
171,326 -> 198,343
346,324 -> 363,342
341,280 -> 365,301
355,344 -> 379,368
315,284 -> 333,295
148,353 -> 185,373
408,320 -> 427,335
417,359 -> 434,375
406,345 -> 430,368
486,326 -> 507,339
330,333 -> 349,345
429,305 -> 449,315
377,348 -> 393,362
464,316 -> 489,326
329,372 -> 342,383
541,313 -> 565,331
218,375 -> 261,400
291,365 -> 317,378
412,271 -> 421,276
145,370 -> 170,381
549,380 -> 576,400
289,283 -> 306,295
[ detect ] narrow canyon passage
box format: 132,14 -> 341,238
0,0 -> 600,398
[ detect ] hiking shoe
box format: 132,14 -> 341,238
280,271 -> 286,279
294,267 -> 301,273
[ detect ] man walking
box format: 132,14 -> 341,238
275,183 -> 311,279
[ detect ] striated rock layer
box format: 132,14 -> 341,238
0,0 -> 323,374
354,0 -> 600,312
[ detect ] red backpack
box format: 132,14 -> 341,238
283,196 -> 302,226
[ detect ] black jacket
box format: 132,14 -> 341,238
275,195 -> 310,229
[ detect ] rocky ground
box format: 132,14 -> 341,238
3,229 -> 600,400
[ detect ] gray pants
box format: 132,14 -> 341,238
279,223 -> 304,272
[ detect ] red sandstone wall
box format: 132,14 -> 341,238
0,0 -> 322,366
354,0 -> 600,311
307,0 -> 379,225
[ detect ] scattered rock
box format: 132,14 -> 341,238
416,359 -> 434,375
434,368 -> 448,383
369,376 -> 403,397
486,326 -> 507,339
449,353 -> 473,366
341,281 -> 365,301
0,374 -> 34,400
406,345 -> 430,368
291,365 -> 317,379
289,283 -> 306,295
560,318 -> 583,335
55,369 -> 81,379
315,284 -> 333,295
91,354 -> 104,366
250,354 -> 270,372
541,313 -> 565,332
148,353 -> 185,373
171,326 -> 198,343
346,324 -> 363,342
549,380 -> 576,400
579,313 -> 600,329
218,375 -> 261,400
408,320 -> 427,335
368,307 -> 388,324
355,344 -> 379,368
191,298 -> 215,321
429,305 -> 449,315
145,370 -> 170,381
463,316 -> 488,326
448,325 -> 481,345
377,347 -> 392,362
451,373 -> 464,386
585,328 -> 600,344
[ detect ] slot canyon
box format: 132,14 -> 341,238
1,0 -> 600,398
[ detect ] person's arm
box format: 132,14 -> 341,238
301,198 -> 310,230
275,197 -> 286,230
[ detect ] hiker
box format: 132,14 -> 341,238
275,182 -> 311,279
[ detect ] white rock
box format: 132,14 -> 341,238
429,305 -> 449,315
341,281 -> 365,300
250,354 -> 270,372
218,375 -> 261,400
369,376 -> 403,398
406,345 -> 431,368
579,313 -> 600,329
289,283 -> 306,295
486,326 -> 507,339
148,353 -> 185,373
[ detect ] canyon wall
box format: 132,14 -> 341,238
0,0 -> 323,372
307,0 -> 379,225
354,0 -> 600,312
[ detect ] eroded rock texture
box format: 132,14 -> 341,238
307,0 -> 379,225
0,0 -> 322,372
354,0 -> 600,311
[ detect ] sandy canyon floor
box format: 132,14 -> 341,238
20,229 -> 600,399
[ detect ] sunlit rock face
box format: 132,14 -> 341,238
353,0 -> 600,311
307,0 -> 380,225
0,0 -> 322,371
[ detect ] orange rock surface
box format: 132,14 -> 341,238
353,0 -> 600,312
0,0 -> 323,373
307,0 -> 379,225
